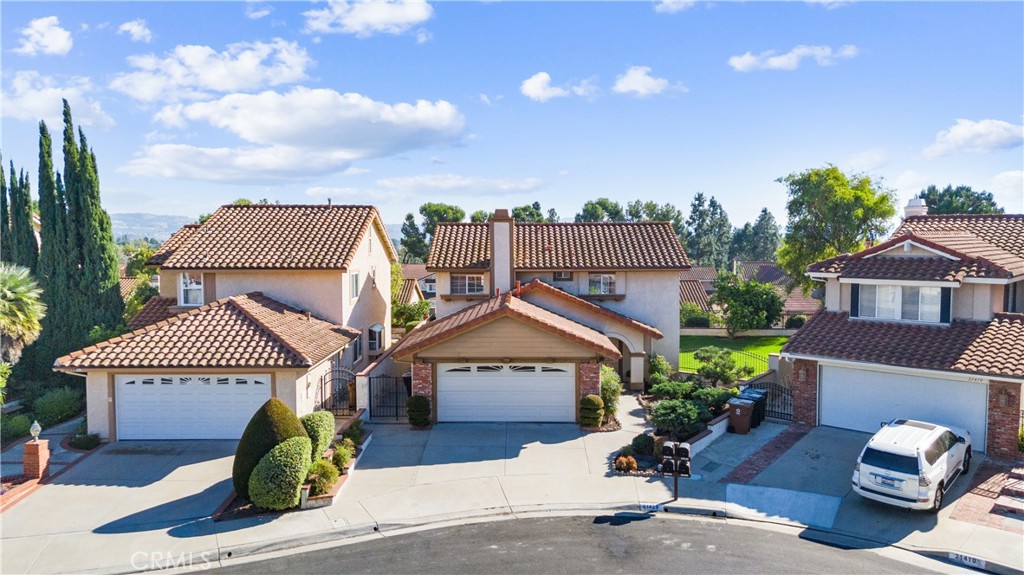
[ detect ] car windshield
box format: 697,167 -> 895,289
861,448 -> 919,475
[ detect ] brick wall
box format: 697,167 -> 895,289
987,380 -> 1022,459
412,363 -> 433,421
23,439 -> 50,479
791,359 -> 818,427
579,362 -> 600,398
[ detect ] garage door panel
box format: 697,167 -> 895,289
820,366 -> 987,449
438,363 -> 576,423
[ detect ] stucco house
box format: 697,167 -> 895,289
401,263 -> 436,302
386,209 -> 689,423
781,205 -> 1024,458
54,204 -> 398,440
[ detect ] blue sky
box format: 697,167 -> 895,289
1,1 -> 1022,228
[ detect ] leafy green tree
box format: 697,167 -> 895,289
731,208 -> 780,261
626,200 -> 686,238
469,209 -> 490,223
777,166 -> 896,290
122,278 -> 158,325
917,185 -> 1004,215
0,362 -> 10,406
0,263 -> 46,364
575,198 -> 625,222
692,347 -> 754,386
0,153 -> 10,263
711,272 -> 783,337
418,202 -> 465,238
400,213 -> 429,262
512,202 -> 545,223
546,208 -> 559,223
8,163 -> 38,273
686,193 -> 732,269
123,242 -> 156,277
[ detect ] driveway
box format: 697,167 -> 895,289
1,440 -> 235,575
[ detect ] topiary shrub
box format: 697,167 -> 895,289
630,433 -> 655,456
785,315 -> 807,329
614,455 -> 638,473
1,414 -> 31,443
648,372 -> 669,390
650,380 -> 694,401
407,396 -> 431,428
248,436 -> 312,511
332,441 -> 354,472
33,387 -> 83,427
651,399 -> 702,441
233,398 -> 309,500
579,394 -> 604,427
600,365 -> 622,419
300,411 -> 335,463
649,354 -> 673,377
691,387 -> 739,416
307,459 -> 340,497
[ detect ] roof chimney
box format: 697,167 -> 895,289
489,209 -> 514,294
904,197 -> 928,219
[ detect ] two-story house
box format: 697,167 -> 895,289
386,209 -> 690,423
781,202 -> 1023,458
53,204 -> 398,441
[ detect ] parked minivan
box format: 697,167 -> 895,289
852,419 -> 972,513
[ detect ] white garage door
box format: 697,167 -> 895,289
820,366 -> 987,449
437,363 -> 576,422
116,374 -> 272,440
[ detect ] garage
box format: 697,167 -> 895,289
437,363 -> 576,422
116,374 -> 272,440
819,365 -> 988,449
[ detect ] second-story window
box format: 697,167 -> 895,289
553,271 -> 573,281
368,324 -> 383,352
424,279 -> 436,294
588,273 -> 616,295
856,284 -> 943,323
451,274 -> 484,295
179,272 -> 203,306
351,272 -> 360,300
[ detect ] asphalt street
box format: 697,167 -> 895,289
213,515 -> 939,574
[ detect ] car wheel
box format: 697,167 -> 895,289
962,448 -> 972,473
931,483 -> 944,513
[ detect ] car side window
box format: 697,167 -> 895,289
923,440 -> 944,466
940,431 -> 957,453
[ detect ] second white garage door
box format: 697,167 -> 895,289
819,365 -> 988,449
437,363 -> 576,422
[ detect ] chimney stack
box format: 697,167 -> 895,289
489,209 -> 514,294
904,197 -> 928,219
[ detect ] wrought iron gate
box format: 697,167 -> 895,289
316,357 -> 355,416
369,375 -> 411,419
745,381 -> 793,421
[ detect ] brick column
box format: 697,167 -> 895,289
24,439 -> 50,480
791,359 -> 819,428
987,380 -> 1021,459
411,363 -> 434,422
579,362 -> 600,398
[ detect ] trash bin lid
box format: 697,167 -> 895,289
728,398 -> 754,406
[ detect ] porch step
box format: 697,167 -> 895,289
992,494 -> 1024,516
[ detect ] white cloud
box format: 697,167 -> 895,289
654,0 -> 695,13
844,148 -> 887,173
118,19 -> 153,43
612,66 -> 669,97
245,2 -> 273,19
306,186 -> 383,199
110,38 -> 312,102
14,16 -> 73,56
991,171 -> 1023,212
123,87 -> 464,183
376,173 -> 544,196
921,119 -> 1024,159
0,71 -> 113,128
415,28 -> 432,44
520,72 -> 594,102
304,0 -> 433,38
728,44 -> 858,72
341,166 -> 370,176
893,170 -> 929,198
805,0 -> 852,9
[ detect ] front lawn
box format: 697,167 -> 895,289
678,335 -> 789,374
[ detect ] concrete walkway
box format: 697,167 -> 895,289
1,416 -> 87,479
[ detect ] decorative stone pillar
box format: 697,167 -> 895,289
579,362 -> 601,398
24,439 -> 50,480
987,380 -> 1021,459
791,359 -> 819,428
411,363 -> 434,421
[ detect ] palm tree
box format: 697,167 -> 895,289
0,263 -> 46,364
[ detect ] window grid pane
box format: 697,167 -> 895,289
875,285 -> 898,319
859,284 -> 877,317
902,286 -> 921,321
919,287 -> 942,322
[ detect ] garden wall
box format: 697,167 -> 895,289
687,412 -> 730,458
679,328 -> 798,337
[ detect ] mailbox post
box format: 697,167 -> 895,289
661,441 -> 691,500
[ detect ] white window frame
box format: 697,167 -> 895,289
178,272 -> 203,307
553,271 -> 573,281
858,283 -> 943,324
352,336 -> 363,364
451,274 -> 485,295
350,272 -> 360,300
423,279 -> 436,294
588,273 -> 616,295
368,324 -> 384,353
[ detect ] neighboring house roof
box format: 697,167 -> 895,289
517,279 -> 663,338
127,296 -> 177,331
734,261 -> 788,286
427,222 -> 690,271
679,279 -> 711,312
389,292 -> 621,360
397,278 -> 423,305
782,311 -> 1024,379
149,205 -> 397,270
119,276 -> 139,300
401,263 -> 433,281
679,266 -> 718,283
896,214 -> 1024,277
148,224 -> 200,266
56,292 -> 359,371
780,287 -> 822,316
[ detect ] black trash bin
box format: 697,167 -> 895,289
739,388 -> 767,427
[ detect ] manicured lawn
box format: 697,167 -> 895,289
678,335 -> 789,374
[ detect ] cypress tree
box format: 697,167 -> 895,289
9,162 -> 38,272
0,153 -> 10,263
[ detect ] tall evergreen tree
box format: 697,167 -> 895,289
686,193 -> 732,270
400,213 -> 428,262
0,153 -> 9,263
8,163 -> 38,272
748,208 -> 780,260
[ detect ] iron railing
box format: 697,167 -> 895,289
369,375 -> 411,420
678,347 -> 769,376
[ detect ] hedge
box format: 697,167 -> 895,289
233,398 -> 308,500
248,436 -> 312,511
300,411 -> 336,463
580,394 -> 604,427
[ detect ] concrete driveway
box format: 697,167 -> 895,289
1,440 -> 235,575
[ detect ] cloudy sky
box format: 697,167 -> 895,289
1,0 -> 1021,227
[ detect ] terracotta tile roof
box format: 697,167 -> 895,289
782,311 -> 1024,379
147,224 -> 200,266
397,278 -> 423,305
679,280 -> 711,312
840,256 -> 1005,282
517,279 -> 663,338
56,292 -> 359,371
401,263 -> 433,281
427,222 -> 690,271
152,205 -> 397,270
735,261 -> 789,286
895,214 -> 1024,277
390,292 -> 621,360
679,266 -> 718,283
126,296 -> 177,330
119,276 -> 139,299
779,286 -> 821,316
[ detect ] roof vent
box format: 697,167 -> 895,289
904,197 -> 928,219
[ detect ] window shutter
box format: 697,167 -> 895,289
1004,285 -> 1011,313
940,287 -> 952,323
850,283 -> 860,317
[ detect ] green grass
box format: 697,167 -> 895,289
678,335 -> 789,374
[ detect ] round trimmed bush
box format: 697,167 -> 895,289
651,399 -> 701,441
630,433 -> 655,456
307,459 -> 340,497
691,387 -> 739,416
300,411 -> 335,463
248,436 -> 312,511
579,394 -> 604,427
332,442 -> 353,472
649,354 -> 673,377
233,398 -> 308,500
407,395 -> 431,428
785,315 -> 807,329
650,380 -> 693,401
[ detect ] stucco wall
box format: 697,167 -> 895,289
416,317 -> 601,360
434,271 -> 491,317
520,290 -> 647,354
213,269 -> 345,324
592,270 -> 680,367
85,371 -> 111,439
292,360 -> 332,417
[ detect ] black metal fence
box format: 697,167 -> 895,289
317,366 -> 355,416
678,347 -> 769,376
745,381 -> 793,421
369,375 -> 411,420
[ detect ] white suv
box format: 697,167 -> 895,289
852,419 -> 972,513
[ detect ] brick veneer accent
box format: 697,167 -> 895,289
23,439 -> 50,480
987,380 -> 1022,459
579,362 -> 600,398
411,363 -> 434,420
791,359 -> 819,427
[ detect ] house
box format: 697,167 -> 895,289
732,260 -> 822,323
386,209 -> 689,423
781,203 -> 1024,458
678,279 -> 711,312
401,263 -> 436,301
397,277 -> 425,306
679,265 -> 717,293
54,204 -> 398,440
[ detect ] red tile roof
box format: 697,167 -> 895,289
428,222 -> 690,271
390,292 -> 621,360
126,296 -> 177,330
780,286 -> 821,316
679,266 -> 718,283
782,311 -> 1024,379
517,279 -> 663,338
119,276 -> 139,299
895,214 -> 1024,277
397,278 -> 423,305
150,205 -> 397,270
56,293 -> 359,371
401,263 -> 433,281
735,261 -> 789,286
679,280 -> 711,312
